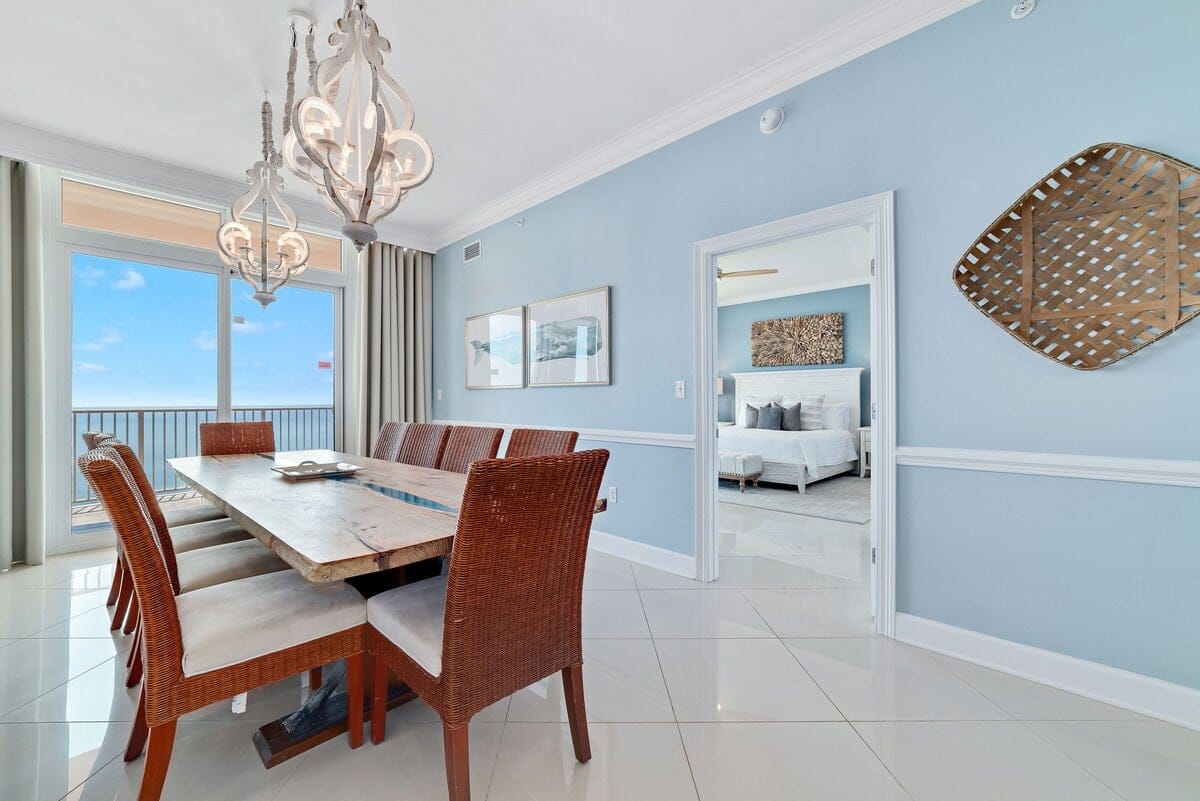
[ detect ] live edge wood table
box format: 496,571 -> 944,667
169,449 -> 607,769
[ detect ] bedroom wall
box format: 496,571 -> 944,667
433,0 -> 1200,690
717,285 -> 870,424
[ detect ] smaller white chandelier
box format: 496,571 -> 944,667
282,1 -> 433,250
217,100 -> 310,308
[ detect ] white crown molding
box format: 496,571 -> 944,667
0,116 -> 440,253
431,0 -> 981,250
896,614 -> 1200,732
718,277 -> 871,308
896,446 -> 1200,488
433,419 -> 695,449
590,530 -> 696,579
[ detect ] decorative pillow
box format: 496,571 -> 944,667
744,404 -> 760,428
781,402 -> 803,431
738,394 -> 782,427
782,393 -> 824,431
755,403 -> 783,430
821,402 -> 850,430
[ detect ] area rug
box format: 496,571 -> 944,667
718,475 -> 870,524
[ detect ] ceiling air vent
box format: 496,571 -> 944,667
463,240 -> 482,263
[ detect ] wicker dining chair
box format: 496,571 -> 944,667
103,441 -> 286,686
198,421 -> 276,456
395,423 -> 452,469
504,428 -> 579,459
436,426 -> 503,474
78,448 -> 368,801
372,421 -> 407,461
367,449 -> 610,801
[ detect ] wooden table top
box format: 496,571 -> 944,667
169,450 -> 466,582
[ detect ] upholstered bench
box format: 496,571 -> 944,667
718,452 -> 763,492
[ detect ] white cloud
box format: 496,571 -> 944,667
77,327 -> 122,352
73,361 -> 109,374
194,331 -> 217,350
112,268 -> 146,291
233,320 -> 267,334
75,264 -> 105,287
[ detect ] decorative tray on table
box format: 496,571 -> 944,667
271,460 -> 363,481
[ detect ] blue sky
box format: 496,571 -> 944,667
72,254 -> 335,408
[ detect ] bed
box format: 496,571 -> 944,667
718,367 -> 863,493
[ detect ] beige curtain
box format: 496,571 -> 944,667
359,243 -> 433,455
1,157 -> 45,569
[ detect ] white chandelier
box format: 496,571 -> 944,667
217,100 -> 310,308
282,1 -> 433,250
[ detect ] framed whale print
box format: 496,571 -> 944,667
526,286 -> 611,387
464,306 -> 525,389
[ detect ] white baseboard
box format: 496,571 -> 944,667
589,529 -> 696,579
896,613 -> 1200,732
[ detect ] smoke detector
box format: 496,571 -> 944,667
759,107 -> 785,135
1010,0 -> 1035,19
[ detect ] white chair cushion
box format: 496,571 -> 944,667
170,518 -> 251,552
163,502 -> 226,528
176,539 -> 289,594
367,575 -> 447,678
177,570 -> 366,677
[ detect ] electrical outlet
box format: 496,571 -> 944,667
607,486 -> 618,503
674,380 -> 686,399
436,388 -> 443,401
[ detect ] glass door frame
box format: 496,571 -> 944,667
42,169 -> 356,556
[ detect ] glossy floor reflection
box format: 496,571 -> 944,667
1,505 -> 1198,800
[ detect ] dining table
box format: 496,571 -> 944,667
168,448 -> 606,768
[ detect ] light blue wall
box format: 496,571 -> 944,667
433,0 -> 1200,688
717,286 -> 870,424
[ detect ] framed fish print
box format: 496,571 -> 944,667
464,306 -> 525,389
526,286 -> 611,387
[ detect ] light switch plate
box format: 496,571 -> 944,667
674,380 -> 686,399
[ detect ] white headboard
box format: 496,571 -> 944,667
731,368 -> 863,433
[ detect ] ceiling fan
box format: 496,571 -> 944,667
717,267 -> 780,280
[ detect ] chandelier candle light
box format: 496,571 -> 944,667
217,99 -> 311,308
283,1 -> 433,250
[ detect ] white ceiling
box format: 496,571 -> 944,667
0,0 -> 973,250
716,225 -> 871,306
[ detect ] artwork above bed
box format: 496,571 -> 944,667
751,312 -> 844,366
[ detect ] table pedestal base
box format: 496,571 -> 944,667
252,660 -> 415,768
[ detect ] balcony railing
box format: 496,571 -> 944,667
72,405 -> 335,508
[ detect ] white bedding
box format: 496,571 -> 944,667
718,426 -> 858,472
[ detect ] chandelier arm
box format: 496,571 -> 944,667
357,71 -> 389,224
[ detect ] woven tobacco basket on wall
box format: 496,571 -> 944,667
953,142 -> 1200,370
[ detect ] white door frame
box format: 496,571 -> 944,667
692,191 -> 897,637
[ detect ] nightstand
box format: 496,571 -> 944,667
857,426 -> 872,478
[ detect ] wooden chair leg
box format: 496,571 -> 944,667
111,572 -> 133,631
443,723 -> 470,801
125,688 -> 149,762
125,644 -> 143,687
562,664 -> 591,762
346,654 -> 364,749
138,720 -> 177,801
106,557 -> 124,607
123,591 -> 140,635
126,619 -> 142,668
370,654 -> 388,745
308,666 -> 322,691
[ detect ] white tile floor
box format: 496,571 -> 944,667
2,505 -> 1199,800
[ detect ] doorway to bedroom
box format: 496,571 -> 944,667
693,193 -> 896,636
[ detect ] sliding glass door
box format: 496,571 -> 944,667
55,176 -> 352,553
